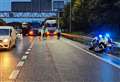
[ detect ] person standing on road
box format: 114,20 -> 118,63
42,23 -> 47,38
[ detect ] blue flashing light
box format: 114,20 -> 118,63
94,37 -> 98,40
106,33 -> 110,37
99,34 -> 102,38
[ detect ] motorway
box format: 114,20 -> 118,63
1,36 -> 120,82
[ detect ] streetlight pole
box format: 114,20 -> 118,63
58,11 -> 60,29
69,0 -> 72,32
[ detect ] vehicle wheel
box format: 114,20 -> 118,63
95,43 -> 106,52
89,47 -> 94,50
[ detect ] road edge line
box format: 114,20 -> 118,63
64,40 -> 120,69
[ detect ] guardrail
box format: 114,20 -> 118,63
62,33 -> 92,45
62,33 -> 92,40
62,33 -> 120,48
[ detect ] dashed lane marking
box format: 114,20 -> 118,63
9,70 -> 20,80
21,55 -> 28,60
17,61 -> 24,67
9,39 -> 34,80
25,51 -> 30,55
27,48 -> 31,51
64,40 -> 120,69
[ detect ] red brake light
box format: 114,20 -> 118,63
29,31 -> 34,35
47,32 -> 50,35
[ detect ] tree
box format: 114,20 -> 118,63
61,0 -> 120,34
88,0 -> 120,34
60,4 -> 70,31
0,19 -> 6,26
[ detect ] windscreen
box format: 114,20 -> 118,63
47,23 -> 57,27
0,29 -> 10,36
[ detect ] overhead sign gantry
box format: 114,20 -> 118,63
0,11 -> 57,18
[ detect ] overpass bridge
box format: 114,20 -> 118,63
0,11 -> 57,18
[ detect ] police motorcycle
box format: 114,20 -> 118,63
89,34 -> 113,52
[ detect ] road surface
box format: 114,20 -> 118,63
1,36 -> 120,82
0,36 -> 34,82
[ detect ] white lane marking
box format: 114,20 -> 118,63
25,51 -> 30,55
108,53 -> 120,61
27,48 -> 31,51
65,40 -> 120,69
9,70 -> 20,80
21,55 -> 28,60
17,61 -> 24,67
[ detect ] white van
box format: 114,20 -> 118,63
0,26 -> 17,49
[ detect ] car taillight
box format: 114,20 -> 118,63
29,31 -> 34,35
46,32 -> 50,35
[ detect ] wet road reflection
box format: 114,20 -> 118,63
16,40 -> 24,54
99,60 -> 114,82
0,52 -> 17,80
0,36 -> 33,81
37,35 -> 60,51
98,53 -> 120,66
28,36 -> 34,43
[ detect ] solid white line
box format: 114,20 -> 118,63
21,55 -> 28,60
108,53 -> 120,61
9,70 -> 20,80
65,40 -> 120,69
25,51 -> 30,55
17,61 -> 24,67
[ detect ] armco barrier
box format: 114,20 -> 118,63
62,33 -> 92,41
62,33 -> 120,48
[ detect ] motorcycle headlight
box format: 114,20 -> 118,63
3,39 -> 9,43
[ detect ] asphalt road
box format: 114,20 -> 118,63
1,36 -> 120,82
0,36 -> 34,82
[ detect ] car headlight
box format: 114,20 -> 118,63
54,32 -> 57,35
3,39 -> 9,43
